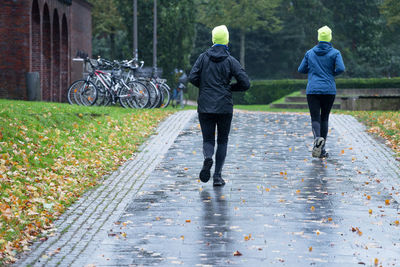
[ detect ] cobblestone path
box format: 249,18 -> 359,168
19,111 -> 400,267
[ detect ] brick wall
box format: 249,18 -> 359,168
0,0 -> 92,102
0,1 -> 30,99
70,0 -> 92,83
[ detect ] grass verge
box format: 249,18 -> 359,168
0,99 -> 174,263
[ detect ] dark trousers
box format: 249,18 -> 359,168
198,113 -> 233,175
307,94 -> 335,140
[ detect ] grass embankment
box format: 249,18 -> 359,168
0,99 -> 174,263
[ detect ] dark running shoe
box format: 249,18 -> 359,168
312,137 -> 325,158
213,174 -> 225,186
199,158 -> 213,183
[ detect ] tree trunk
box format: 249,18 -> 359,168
240,30 -> 245,69
110,31 -> 115,59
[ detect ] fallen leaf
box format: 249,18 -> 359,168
233,250 -> 242,256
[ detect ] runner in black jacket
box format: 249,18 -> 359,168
189,25 -> 250,186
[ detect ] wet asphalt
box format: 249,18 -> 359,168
81,112 -> 400,266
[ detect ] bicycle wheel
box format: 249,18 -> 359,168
159,83 -> 171,108
128,81 -> 150,109
67,80 -> 94,106
118,86 -> 133,108
91,79 -> 107,106
140,79 -> 160,108
79,80 -> 98,106
67,80 -> 81,105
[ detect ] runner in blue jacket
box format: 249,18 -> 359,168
298,26 -> 345,158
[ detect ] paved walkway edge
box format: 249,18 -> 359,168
17,110 -> 196,267
331,114 -> 400,203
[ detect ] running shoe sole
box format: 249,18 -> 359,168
213,178 -> 225,186
312,137 -> 325,158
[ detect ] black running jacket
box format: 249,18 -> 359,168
189,45 -> 250,113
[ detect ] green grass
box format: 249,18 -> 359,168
0,99 -> 175,263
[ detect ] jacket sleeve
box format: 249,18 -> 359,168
189,54 -> 204,88
230,57 -> 250,92
333,51 -> 345,76
298,52 -> 309,74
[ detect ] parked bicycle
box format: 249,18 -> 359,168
67,58 -> 150,108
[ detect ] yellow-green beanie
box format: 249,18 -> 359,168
212,25 -> 229,45
318,26 -> 332,42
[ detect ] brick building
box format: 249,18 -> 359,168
0,0 -> 92,102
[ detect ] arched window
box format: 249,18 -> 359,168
53,9 -> 60,102
31,0 -> 41,76
42,4 -> 51,101
61,15 -> 69,102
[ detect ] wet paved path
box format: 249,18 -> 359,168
19,111 -> 400,266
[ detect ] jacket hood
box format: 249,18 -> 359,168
206,45 -> 229,62
313,41 -> 332,56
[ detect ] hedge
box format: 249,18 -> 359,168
186,77 -> 400,105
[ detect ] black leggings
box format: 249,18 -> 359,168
198,113 -> 233,175
307,94 -> 335,140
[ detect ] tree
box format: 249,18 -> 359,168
197,0 -> 282,68
89,0 -> 125,59
381,0 -> 400,27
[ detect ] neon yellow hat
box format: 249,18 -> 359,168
318,26 -> 332,42
212,25 -> 229,45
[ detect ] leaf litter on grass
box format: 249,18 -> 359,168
0,100 -> 174,264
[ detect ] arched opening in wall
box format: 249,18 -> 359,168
31,0 -> 41,83
52,9 -> 60,102
42,4 -> 51,101
61,15 -> 68,102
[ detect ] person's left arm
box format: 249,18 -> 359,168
230,57 -> 250,92
298,52 -> 309,74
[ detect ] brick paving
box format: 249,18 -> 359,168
17,111 -> 400,266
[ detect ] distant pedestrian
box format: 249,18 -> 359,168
189,25 -> 250,186
172,70 -> 188,109
298,26 -> 345,158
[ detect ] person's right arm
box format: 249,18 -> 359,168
230,58 -> 250,92
189,54 -> 204,88
298,52 -> 309,74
